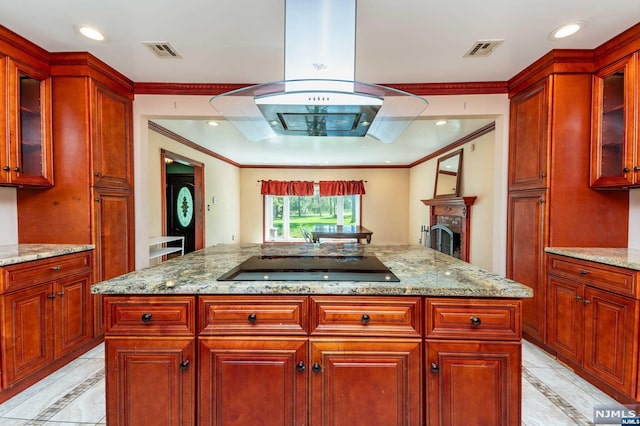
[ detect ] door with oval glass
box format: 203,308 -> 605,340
166,170 -> 196,254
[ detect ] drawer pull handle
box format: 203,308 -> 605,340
296,361 -> 305,372
430,363 -> 439,373
470,316 -> 482,326
579,269 -> 589,275
141,313 -> 153,323
583,300 -> 590,305
180,360 -> 190,371
50,265 -> 61,271
361,314 -> 371,324
47,294 -> 56,299
311,363 -> 322,373
247,313 -> 257,323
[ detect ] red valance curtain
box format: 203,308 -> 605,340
260,180 -> 315,196
319,180 -> 366,196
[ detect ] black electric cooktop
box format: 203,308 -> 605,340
217,255 -> 399,282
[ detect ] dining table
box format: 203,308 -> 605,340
311,224 -> 373,244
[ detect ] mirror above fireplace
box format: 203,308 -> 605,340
434,149 -> 463,198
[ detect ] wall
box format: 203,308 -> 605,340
147,130 -> 241,248
239,168 -> 410,244
409,131 -> 495,271
0,188 -> 17,245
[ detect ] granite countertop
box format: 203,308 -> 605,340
92,243 -> 533,298
0,243 -> 95,267
545,247 -> 640,271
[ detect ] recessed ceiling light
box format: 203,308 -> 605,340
75,25 -> 105,41
435,120 -> 448,126
549,21 -> 586,40
206,120 -> 219,127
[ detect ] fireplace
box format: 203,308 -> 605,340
420,196 -> 476,262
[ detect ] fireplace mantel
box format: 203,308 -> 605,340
420,196 -> 477,262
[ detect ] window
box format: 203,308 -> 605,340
265,185 -> 360,241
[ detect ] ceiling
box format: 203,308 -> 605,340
2,0 -> 639,166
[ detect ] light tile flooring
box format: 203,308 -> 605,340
0,340 -> 629,425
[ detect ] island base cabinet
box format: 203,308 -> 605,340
105,338 -> 195,426
198,338 -> 308,426
310,339 -> 422,426
426,341 -> 521,426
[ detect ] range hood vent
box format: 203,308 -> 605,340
210,0 -> 427,143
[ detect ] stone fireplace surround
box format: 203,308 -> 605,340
420,196 -> 476,262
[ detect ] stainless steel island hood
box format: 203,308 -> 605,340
210,0 -> 428,144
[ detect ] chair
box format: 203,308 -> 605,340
301,228 -> 314,243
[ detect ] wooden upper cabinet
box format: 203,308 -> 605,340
508,78 -> 551,191
91,82 -> 132,189
591,53 -> 638,188
2,58 -> 53,187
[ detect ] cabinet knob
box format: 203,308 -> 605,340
361,314 -> 371,324
635,166 -> 640,172
95,172 -> 101,177
430,363 -> 439,373
50,265 -> 61,271
95,198 -> 101,202
13,167 -> 20,172
247,313 -> 257,323
540,172 -> 547,178
574,295 -> 582,301
141,313 -> 153,323
469,316 -> 482,326
180,360 -> 190,371
583,300 -> 590,305
57,292 -> 64,297
624,167 -> 631,173
539,198 -> 545,204
47,294 -> 56,299
579,269 -> 589,275
311,363 -> 322,373
296,361 -> 306,372
2,166 -> 9,171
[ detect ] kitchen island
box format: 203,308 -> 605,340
93,243 -> 532,426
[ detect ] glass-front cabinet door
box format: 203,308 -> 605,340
4,58 -> 53,186
590,54 -> 637,188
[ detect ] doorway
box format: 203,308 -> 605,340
161,150 -> 205,255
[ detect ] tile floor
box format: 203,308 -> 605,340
0,340 -> 630,425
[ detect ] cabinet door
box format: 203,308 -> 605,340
199,338 -> 308,426
105,338 -> 195,426
6,58 -> 53,187
310,339 -> 422,426
0,56 -> 8,184
546,276 -> 584,362
426,341 -> 521,426
506,189 -> 547,343
92,186 -> 134,283
91,82 -> 132,189
54,272 -> 92,358
591,54 -> 637,188
1,283 -> 54,386
583,287 -> 638,395
508,78 -> 550,190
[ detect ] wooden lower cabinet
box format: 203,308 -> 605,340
104,295 -> 522,425
0,251 -> 97,401
546,254 -> 640,402
199,338 -> 307,426
310,338 -> 422,426
426,341 -> 521,426
106,338 -> 196,426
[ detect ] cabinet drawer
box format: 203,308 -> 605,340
0,251 -> 93,293
310,296 -> 422,337
547,254 -> 637,297
425,298 -> 521,340
104,296 -> 196,336
199,296 -> 308,335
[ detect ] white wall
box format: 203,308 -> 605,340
0,188 -> 17,245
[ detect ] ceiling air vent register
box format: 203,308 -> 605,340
143,42 -> 182,58
464,40 -> 504,57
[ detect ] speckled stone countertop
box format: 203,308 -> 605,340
0,244 -> 95,266
92,243 -> 532,298
546,247 -> 640,271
